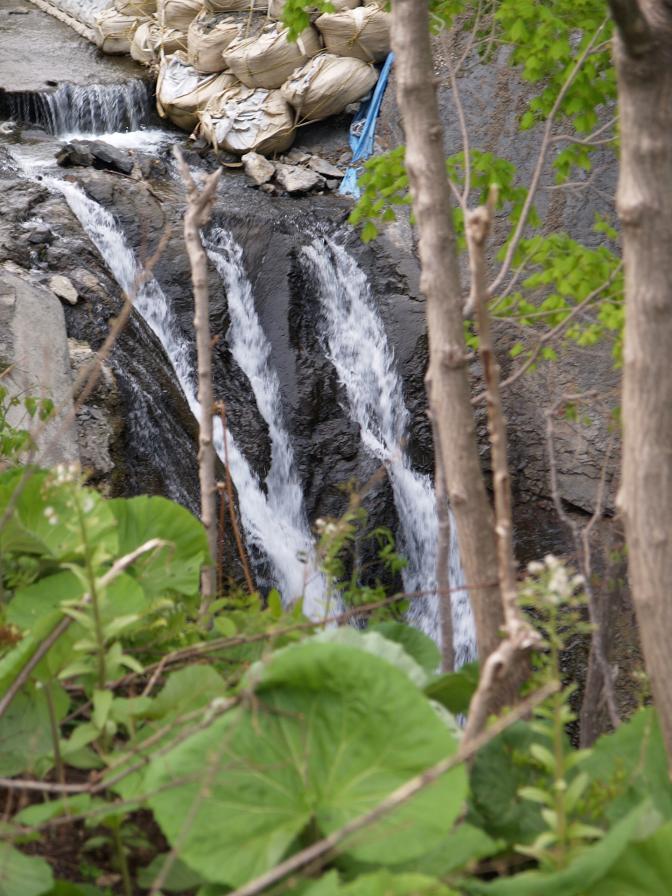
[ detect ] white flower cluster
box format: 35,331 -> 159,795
526,554 -> 585,605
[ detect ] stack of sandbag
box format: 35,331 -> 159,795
315,4 -> 390,62
268,0 -> 359,19
281,52 -> 376,122
94,7 -> 145,53
114,0 -> 156,13
158,0 -> 203,31
157,52 -> 238,130
188,11 -> 265,73
131,20 -> 187,64
223,23 -> 321,89
203,0 -> 267,11
198,84 -> 295,154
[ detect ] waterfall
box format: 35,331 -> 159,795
8,81 -> 151,137
303,238 -> 476,665
52,179 -> 329,621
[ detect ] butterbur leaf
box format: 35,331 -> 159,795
424,662 -> 479,715
371,622 -> 441,675
137,855 -> 205,892
0,843 -> 53,896
146,643 -> 466,887
109,496 -> 208,597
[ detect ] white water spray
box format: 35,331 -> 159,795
303,239 -> 476,664
53,180 -> 328,620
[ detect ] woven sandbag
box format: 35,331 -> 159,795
131,20 -> 187,63
188,10 -> 264,72
158,0 -> 202,31
95,8 -> 143,54
198,84 -> 295,154
268,0 -> 359,19
157,52 -> 237,131
203,0 -> 267,12
315,5 -> 389,62
281,52 -> 376,122
115,0 -> 156,14
223,24 -> 321,89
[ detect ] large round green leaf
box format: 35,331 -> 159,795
586,821 -> 672,896
146,642 -> 467,887
108,496 -> 208,596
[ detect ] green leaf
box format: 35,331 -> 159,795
109,496 -> 208,597
15,796 -> 94,827
92,689 -> 113,731
586,821 -> 672,895
470,802 -> 661,895
371,623 -> 441,675
424,661 -> 479,714
307,627 -> 429,687
467,721 -> 545,845
0,843 -> 53,896
581,708 -> 672,824
146,642 -> 467,887
0,683 -> 68,776
137,854 -> 206,891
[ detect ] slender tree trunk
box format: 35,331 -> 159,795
175,150 -> 221,615
391,0 -> 505,664
608,0 -> 672,765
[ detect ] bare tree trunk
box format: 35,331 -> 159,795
608,0 -> 672,765
391,0 -> 505,666
175,149 -> 221,615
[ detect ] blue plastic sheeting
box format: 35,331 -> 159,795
339,52 -> 395,199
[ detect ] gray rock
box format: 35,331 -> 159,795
49,274 -> 78,305
56,140 -> 134,176
0,265 -> 79,466
286,147 -> 312,164
242,152 -> 275,186
325,179 -> 339,191
274,163 -> 323,194
308,156 -> 344,178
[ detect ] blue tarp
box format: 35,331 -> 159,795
338,52 -> 395,199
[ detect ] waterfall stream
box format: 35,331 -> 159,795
8,81 -> 151,137
303,239 -> 476,664
52,179 -> 329,621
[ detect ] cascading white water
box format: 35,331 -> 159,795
303,238 -> 476,665
9,81 -> 151,137
204,228 -> 307,530
52,179 -> 329,621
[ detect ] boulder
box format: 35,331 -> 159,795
242,152 -> 275,185
56,140 -> 134,176
274,163 -> 323,193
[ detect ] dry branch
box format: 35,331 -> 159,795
174,149 -> 222,614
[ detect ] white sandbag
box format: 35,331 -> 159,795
203,0 -> 267,12
223,23 -> 321,89
115,0 -> 156,14
131,20 -> 187,64
198,85 -> 295,155
281,52 -> 376,122
94,8 -> 143,54
157,52 -> 237,131
158,0 -> 202,31
188,10 -> 263,72
268,0 -> 359,20
315,5 -> 390,62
